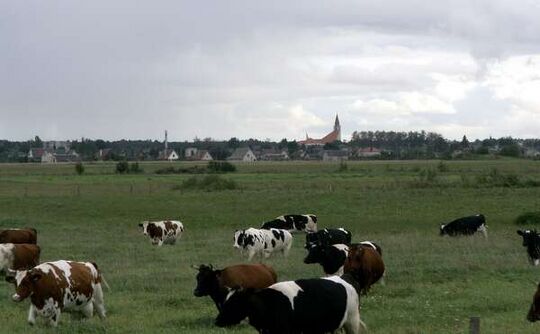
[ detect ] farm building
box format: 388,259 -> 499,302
322,149 -> 349,162
158,149 -> 179,161
257,149 -> 289,161
227,147 -> 257,162
356,147 -> 382,158
185,148 -> 213,161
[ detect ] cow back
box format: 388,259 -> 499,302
344,245 -> 385,294
12,244 -> 40,270
0,229 -> 37,244
219,263 -> 277,289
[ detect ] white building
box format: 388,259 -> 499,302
227,147 -> 257,162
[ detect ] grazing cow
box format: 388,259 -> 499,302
138,220 -> 184,246
193,263 -> 277,311
304,241 -> 383,277
233,228 -> 293,261
304,244 -> 349,276
5,260 -> 107,326
344,245 -> 385,295
517,230 -> 540,266
261,214 -> 318,233
440,214 -> 487,237
0,244 -> 40,272
0,228 -> 37,244
305,228 -> 352,249
215,276 -> 366,334
528,282 -> 540,322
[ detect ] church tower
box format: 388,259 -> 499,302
334,114 -> 341,141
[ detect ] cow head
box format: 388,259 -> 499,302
304,244 -> 326,264
193,264 -> 220,297
5,269 -> 42,302
233,230 -> 245,249
517,230 -> 538,247
305,232 -> 319,249
139,222 -> 149,235
439,224 -> 446,236
215,288 -> 252,327
528,282 -> 540,322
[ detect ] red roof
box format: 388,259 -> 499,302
299,129 -> 339,146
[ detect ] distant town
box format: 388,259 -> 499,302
1,115 -> 539,163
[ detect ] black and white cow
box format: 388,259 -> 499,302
215,276 -> 366,334
305,228 -> 352,249
304,244 -> 349,276
261,214 -> 318,233
517,230 -> 540,266
439,214 -> 487,238
233,228 -> 293,261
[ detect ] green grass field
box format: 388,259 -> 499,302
1,160 -> 540,333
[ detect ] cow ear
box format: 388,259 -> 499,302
5,275 -> 16,284
138,223 -> 143,227
517,230 -> 524,236
190,264 -> 200,271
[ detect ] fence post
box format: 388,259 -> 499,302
470,316 -> 480,334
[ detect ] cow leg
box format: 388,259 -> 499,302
48,308 -> 61,327
82,301 -> 94,318
247,250 -> 256,261
93,284 -> 107,319
534,259 -> 540,266
343,307 -> 362,334
283,243 -> 292,258
27,304 -> 37,326
477,225 -> 488,238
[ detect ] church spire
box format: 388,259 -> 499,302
334,114 -> 341,141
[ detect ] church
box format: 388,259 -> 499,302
298,114 -> 341,146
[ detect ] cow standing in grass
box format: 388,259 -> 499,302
139,220 -> 184,246
439,214 -> 487,238
215,276 -> 366,333
528,282 -> 540,322
261,214 -> 317,233
6,260 -> 107,327
193,263 -> 277,311
233,228 -> 293,261
517,230 -> 540,266
305,228 -> 352,249
344,244 -> 385,295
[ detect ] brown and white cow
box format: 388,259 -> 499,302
138,220 -> 184,246
0,243 -> 40,272
5,260 -> 107,326
343,244 -> 385,295
0,228 -> 37,244
528,282 -> 540,322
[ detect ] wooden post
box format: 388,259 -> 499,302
470,316 -> 480,334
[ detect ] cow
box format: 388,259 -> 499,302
0,244 -> 40,272
233,228 -> 293,261
304,241 -> 383,277
138,220 -> 184,246
261,214 -> 318,233
344,244 -> 385,295
439,214 -> 487,238
0,228 -> 37,244
517,230 -> 540,266
215,275 -> 366,334
305,228 -> 352,249
528,282 -> 540,322
5,260 -> 107,327
193,263 -> 277,311
304,244 -> 349,276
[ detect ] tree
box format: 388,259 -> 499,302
75,162 -> 85,175
32,136 -> 43,148
461,135 -> 469,149
228,137 -> 240,149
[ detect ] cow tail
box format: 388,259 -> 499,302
91,262 -> 110,291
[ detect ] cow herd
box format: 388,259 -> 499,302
1,212 -> 539,330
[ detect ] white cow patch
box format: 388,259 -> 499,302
270,281 -> 303,310
0,243 -> 15,271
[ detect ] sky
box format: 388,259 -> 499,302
1,0 -> 540,142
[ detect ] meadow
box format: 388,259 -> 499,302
0,159 -> 539,333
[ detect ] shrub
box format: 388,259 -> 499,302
178,175 -> 237,191
437,161 -> 449,172
155,166 -> 206,174
207,161 -> 236,173
515,212 -> 540,225
130,162 -> 143,173
75,162 -> 84,175
337,160 -> 348,172
115,161 -> 129,174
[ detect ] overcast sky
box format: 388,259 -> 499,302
1,1 -> 540,141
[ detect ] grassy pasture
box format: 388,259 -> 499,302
0,159 -> 539,333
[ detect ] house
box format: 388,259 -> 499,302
41,151 -> 56,163
43,141 -> 70,151
227,147 -> 257,162
524,147 -> 540,158
299,115 -> 341,146
258,149 -> 289,161
322,150 -> 349,162
28,148 -> 46,162
97,148 -> 113,161
356,147 -> 382,158
185,147 -> 198,158
158,149 -> 179,161
196,150 -> 213,161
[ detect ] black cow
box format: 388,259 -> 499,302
305,228 -> 352,249
261,214 -> 317,233
517,230 -> 540,266
439,214 -> 487,237
215,276 -> 365,334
